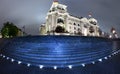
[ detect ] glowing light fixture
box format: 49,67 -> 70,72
92,61 -> 95,64
27,63 -> 31,67
39,65 -> 44,69
18,61 -> 22,64
3,55 -> 5,58
68,65 -> 72,69
82,64 -> 85,67
104,57 -> 108,60
11,59 -> 15,62
98,59 -> 102,62
109,55 -> 111,58
6,57 -> 9,60
54,66 -> 57,70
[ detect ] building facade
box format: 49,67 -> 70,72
40,1 -> 100,36
0,33 -> 2,38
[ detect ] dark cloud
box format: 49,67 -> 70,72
0,0 -> 120,36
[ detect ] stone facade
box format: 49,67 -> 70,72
40,1 -> 100,36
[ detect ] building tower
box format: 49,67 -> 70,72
40,0 -> 100,36
111,27 -> 118,38
45,0 -> 69,35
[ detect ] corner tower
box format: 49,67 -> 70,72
45,0 -> 69,34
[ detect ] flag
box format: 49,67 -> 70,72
53,0 -> 58,2
88,12 -> 92,18
111,27 -> 115,33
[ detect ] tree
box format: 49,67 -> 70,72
1,22 -> 19,38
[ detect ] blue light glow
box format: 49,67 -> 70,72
92,61 -> 95,64
98,59 -> 102,62
81,64 -> 85,67
18,61 -> 22,64
11,59 -> 15,62
109,55 -> 111,58
68,65 -> 72,69
54,66 -> 57,70
6,57 -> 9,60
3,55 -> 5,58
1,36 -> 119,68
104,57 -> 108,60
39,65 -> 44,69
27,63 -> 31,67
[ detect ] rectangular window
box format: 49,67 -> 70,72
74,23 -> 76,25
74,31 -> 76,34
74,27 -> 76,30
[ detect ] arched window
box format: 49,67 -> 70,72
57,18 -> 64,24
74,23 -> 76,25
74,27 -> 76,30
89,26 -> 94,33
55,26 -> 65,33
90,21 -> 96,25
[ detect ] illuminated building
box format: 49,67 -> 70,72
0,1 -> 120,73
111,27 -> 118,38
0,33 -> 2,38
40,0 -> 100,36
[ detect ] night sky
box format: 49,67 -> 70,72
0,0 -> 120,36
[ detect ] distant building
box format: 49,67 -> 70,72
111,27 -> 118,38
17,29 -> 24,36
40,0 -> 100,36
17,28 -> 28,37
0,33 -> 2,38
39,24 -> 46,35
